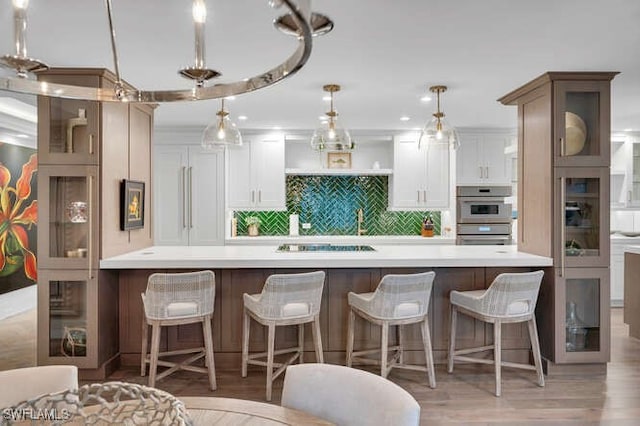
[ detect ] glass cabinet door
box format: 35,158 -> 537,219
555,167 -> 609,268
37,270 -> 97,368
38,97 -> 99,165
37,166 -> 99,270
554,81 -> 610,167
555,267 -> 609,363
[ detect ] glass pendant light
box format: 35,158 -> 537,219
419,85 -> 459,150
202,98 -> 242,151
310,84 -> 354,152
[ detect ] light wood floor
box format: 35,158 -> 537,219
1,308 -> 639,425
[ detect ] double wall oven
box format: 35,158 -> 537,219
456,186 -> 513,245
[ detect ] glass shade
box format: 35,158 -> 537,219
419,115 -> 459,150
202,115 -> 242,151
310,121 -> 354,152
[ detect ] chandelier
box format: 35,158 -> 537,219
310,84 -> 354,152
0,0 -> 328,103
202,98 -> 242,150
419,85 -> 459,150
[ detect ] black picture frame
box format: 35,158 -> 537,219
120,179 -> 145,230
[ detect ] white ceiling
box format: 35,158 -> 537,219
1,0 -> 639,134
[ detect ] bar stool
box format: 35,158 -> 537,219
346,271 -> 436,388
141,270 -> 216,390
447,270 -> 545,397
242,270 -> 325,401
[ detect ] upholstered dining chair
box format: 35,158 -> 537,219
0,365 -> 78,408
242,270 -> 325,401
141,270 -> 216,390
346,271 -> 436,388
448,270 -> 545,396
282,363 -> 420,426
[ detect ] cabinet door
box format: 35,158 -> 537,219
37,166 -> 99,270
554,81 -> 610,167
391,136 -> 426,208
425,144 -> 450,208
38,269 -> 98,368
154,146 -> 189,245
188,147 -> 224,245
482,134 -> 511,184
555,167 -> 609,269
554,267 -> 609,363
252,135 -> 285,210
456,133 -> 483,185
38,97 -> 100,165
227,142 -> 254,208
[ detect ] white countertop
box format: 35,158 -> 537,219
100,245 -> 552,269
225,235 -> 456,245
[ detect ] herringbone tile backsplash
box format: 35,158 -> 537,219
235,176 -> 441,236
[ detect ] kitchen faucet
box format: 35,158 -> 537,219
357,208 -> 367,236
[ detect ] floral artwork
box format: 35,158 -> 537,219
0,149 -> 37,288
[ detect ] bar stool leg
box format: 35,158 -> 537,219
346,309 -> 355,367
242,309 -> 250,378
312,315 -> 324,363
266,323 -> 276,401
140,319 -> 148,377
202,315 -> 216,391
397,324 -> 404,364
298,323 -> 304,364
381,322 -> 389,378
421,317 -> 436,389
494,320 -> 502,397
528,317 -> 545,387
148,322 -> 161,388
448,304 -> 458,373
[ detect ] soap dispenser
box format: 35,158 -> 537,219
421,215 -> 434,237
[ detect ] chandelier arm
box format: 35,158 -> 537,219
0,0 -> 313,103
104,0 -> 123,92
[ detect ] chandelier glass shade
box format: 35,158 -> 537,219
310,84 -> 354,152
0,0 -> 327,103
202,98 -> 242,151
419,85 -> 459,150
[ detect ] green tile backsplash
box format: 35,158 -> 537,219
235,176 -> 441,236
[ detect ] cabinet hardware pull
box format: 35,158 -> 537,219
628,190 -> 633,204
417,190 -> 421,203
252,190 -> 255,204
560,137 -> 565,157
88,174 -> 93,280
479,166 -> 483,179
188,167 -> 193,229
423,190 -> 427,204
181,167 -> 187,229
89,134 -> 94,155
560,177 -> 566,277
258,190 -> 262,203
485,166 -> 489,179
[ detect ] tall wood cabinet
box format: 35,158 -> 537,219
37,68 -> 154,378
499,72 -> 617,369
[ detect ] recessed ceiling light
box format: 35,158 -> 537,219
400,116 -> 410,122
318,116 -> 327,120
225,96 -> 236,101
322,95 -> 331,101
15,134 -> 29,138
238,115 -> 247,120
272,126 -> 282,130
624,128 -> 633,132
420,95 -> 432,103
412,127 -> 421,131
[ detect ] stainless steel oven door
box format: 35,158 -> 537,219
456,235 -> 513,245
457,198 -> 512,223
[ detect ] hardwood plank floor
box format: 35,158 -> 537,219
1,308 -> 639,424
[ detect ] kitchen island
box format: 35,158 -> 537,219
624,245 -> 640,338
101,245 -> 552,369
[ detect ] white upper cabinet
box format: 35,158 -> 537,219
457,131 -> 513,185
390,134 -> 450,209
227,133 -> 286,210
154,145 -> 224,245
611,133 -> 640,208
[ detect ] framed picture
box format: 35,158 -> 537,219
327,152 -> 352,169
120,179 -> 145,230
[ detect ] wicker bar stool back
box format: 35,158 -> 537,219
242,270 -> 326,401
346,271 -> 436,388
447,270 -> 545,396
141,270 -> 216,390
